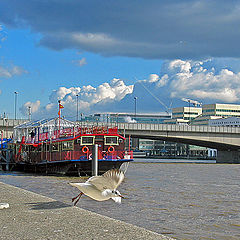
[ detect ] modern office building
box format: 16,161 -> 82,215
203,103 -> 240,117
88,112 -> 171,124
164,106 -> 202,125
172,106 -> 202,121
191,103 -> 240,125
209,116 -> 240,127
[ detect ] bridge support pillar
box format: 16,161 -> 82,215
217,150 -> 240,163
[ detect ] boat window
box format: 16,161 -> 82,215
52,143 -> 59,152
81,136 -> 95,145
104,136 -> 119,145
62,141 -> 74,150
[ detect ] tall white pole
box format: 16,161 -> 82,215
92,144 -> 98,176
28,106 -> 31,121
134,96 -> 137,118
14,91 -> 18,120
76,94 -> 79,121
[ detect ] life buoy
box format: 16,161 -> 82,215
82,146 -> 89,153
108,146 -> 115,153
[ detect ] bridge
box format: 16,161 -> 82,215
0,119 -> 28,138
0,119 -> 240,163
107,122 -> 240,163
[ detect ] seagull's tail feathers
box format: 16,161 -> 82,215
111,197 -> 122,204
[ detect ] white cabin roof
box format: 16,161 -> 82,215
14,117 -> 76,130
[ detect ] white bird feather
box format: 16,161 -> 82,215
70,169 -> 125,204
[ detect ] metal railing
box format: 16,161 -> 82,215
89,121 -> 240,134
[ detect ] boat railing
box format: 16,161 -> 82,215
16,149 -> 132,163
23,126 -> 119,143
15,148 -> 133,163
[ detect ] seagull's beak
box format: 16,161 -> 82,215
119,194 -> 124,199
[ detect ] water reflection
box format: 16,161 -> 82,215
0,163 -> 239,240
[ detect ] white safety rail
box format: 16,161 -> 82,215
110,123 -> 240,134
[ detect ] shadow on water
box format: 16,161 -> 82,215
26,201 -> 70,210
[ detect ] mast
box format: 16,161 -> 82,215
58,100 -> 64,137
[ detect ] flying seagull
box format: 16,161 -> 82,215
70,169 -> 125,205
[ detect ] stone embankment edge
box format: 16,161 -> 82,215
0,182 -> 175,240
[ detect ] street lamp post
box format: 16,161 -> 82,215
14,91 -> 18,120
28,106 -> 31,121
134,97 -> 137,118
76,94 -> 79,122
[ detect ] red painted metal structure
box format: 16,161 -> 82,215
8,119 -> 133,176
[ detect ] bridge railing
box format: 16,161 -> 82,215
1,119 -> 240,134
106,122 -> 240,134
0,119 -> 29,127
75,121 -> 240,134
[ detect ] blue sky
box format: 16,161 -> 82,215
1,1 -> 240,120
0,28 -> 162,119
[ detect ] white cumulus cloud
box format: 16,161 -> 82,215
23,59 -> 240,118
29,78 -> 134,118
167,59 -> 240,103
20,100 -> 41,116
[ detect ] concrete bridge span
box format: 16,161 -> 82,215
109,123 -> 240,163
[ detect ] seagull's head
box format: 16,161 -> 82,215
111,190 -> 124,198
102,189 -> 124,199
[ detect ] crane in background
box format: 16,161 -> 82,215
135,77 -> 172,115
181,98 -> 202,107
181,98 -> 202,122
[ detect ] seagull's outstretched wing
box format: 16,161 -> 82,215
87,169 -> 124,191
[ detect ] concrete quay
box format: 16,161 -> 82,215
0,182 -> 174,240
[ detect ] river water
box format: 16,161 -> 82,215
0,161 -> 239,240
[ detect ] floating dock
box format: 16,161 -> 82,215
0,182 -> 174,240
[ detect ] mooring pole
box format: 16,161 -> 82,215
6,150 -> 9,171
92,144 -> 98,176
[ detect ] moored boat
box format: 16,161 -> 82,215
5,117 -> 133,176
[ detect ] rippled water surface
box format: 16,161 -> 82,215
0,163 -> 240,240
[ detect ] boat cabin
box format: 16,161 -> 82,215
9,117 -> 130,164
